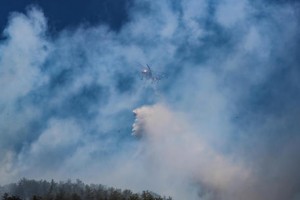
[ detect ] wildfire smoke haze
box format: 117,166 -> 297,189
0,0 -> 300,199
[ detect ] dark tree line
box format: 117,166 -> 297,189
0,179 -> 172,200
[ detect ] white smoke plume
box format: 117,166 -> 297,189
130,104 -> 253,200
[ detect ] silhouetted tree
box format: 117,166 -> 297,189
1,193 -> 8,200
71,193 -> 81,200
31,195 -> 42,200
129,193 -> 140,200
2,193 -> 21,200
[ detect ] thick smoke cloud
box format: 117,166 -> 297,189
0,1 -> 300,199
132,104 -> 250,199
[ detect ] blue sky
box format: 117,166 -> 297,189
0,0 -> 131,33
0,0 -> 300,200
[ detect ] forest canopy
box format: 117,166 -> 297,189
0,179 -> 172,200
